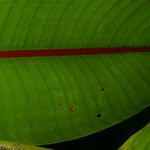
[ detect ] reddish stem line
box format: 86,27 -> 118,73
0,47 -> 149,58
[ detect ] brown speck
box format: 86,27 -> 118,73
31,58 -> 36,64
69,105 -> 76,112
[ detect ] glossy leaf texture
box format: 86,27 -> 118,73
0,53 -> 149,145
0,0 -> 150,146
119,123 -> 150,150
0,0 -> 149,50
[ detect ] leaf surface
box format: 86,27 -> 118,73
0,53 -> 149,145
0,0 -> 149,50
119,123 -> 150,150
0,0 -> 149,146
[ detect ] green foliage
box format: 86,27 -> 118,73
119,123 -> 150,150
0,0 -> 149,147
0,0 -> 149,50
0,53 -> 149,145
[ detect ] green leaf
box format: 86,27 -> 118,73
119,123 -> 150,150
0,0 -> 150,146
0,0 -> 149,50
0,53 -> 149,145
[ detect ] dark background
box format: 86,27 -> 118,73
42,106 -> 150,150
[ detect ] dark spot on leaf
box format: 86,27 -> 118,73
69,105 -> 76,112
101,88 -> 104,91
30,126 -> 33,129
58,103 -> 62,106
58,103 -> 64,110
96,113 -> 102,118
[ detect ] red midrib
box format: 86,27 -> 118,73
0,47 -> 149,58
